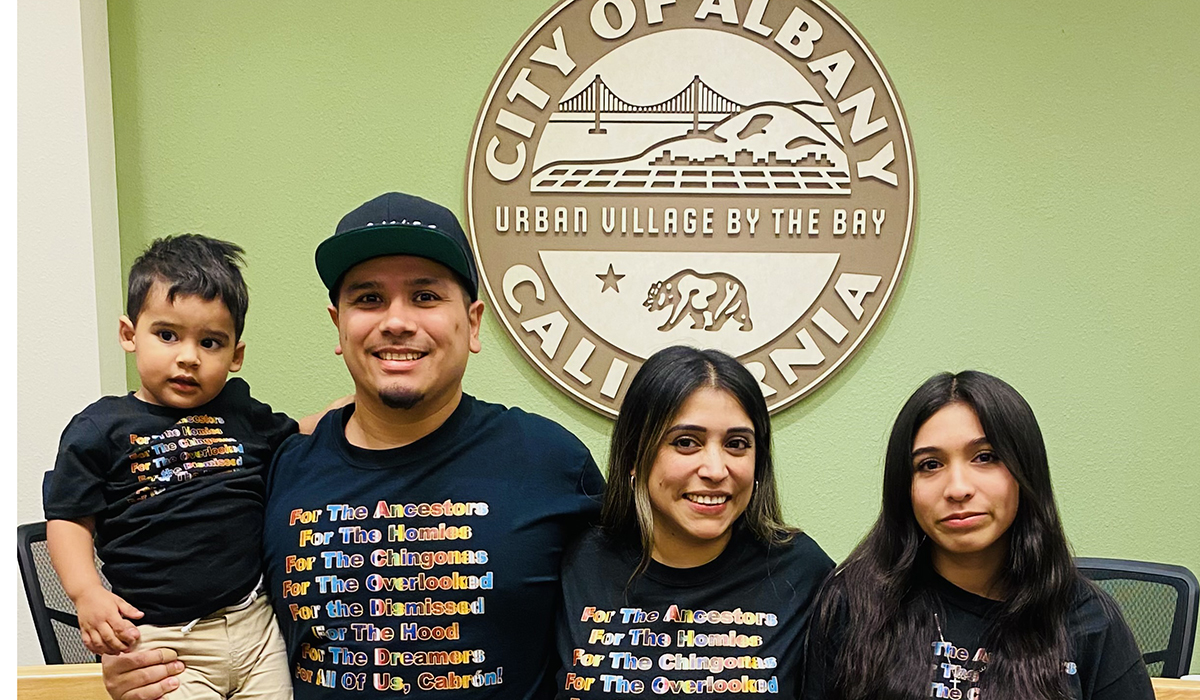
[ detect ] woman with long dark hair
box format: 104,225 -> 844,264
555,346 -> 833,699
803,371 -> 1152,699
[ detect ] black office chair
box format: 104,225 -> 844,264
17,521 -> 103,664
1076,557 -> 1198,677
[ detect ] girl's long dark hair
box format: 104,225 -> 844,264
600,346 -> 796,578
813,371 -> 1078,699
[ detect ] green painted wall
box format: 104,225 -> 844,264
108,0 -> 1199,671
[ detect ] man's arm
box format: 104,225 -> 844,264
46,518 -> 143,654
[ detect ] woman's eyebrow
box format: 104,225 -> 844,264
664,425 -> 754,435
911,445 -> 940,458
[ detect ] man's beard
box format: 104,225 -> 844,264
380,388 -> 424,410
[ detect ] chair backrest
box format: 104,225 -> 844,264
1076,557 -> 1199,678
17,521 -> 102,664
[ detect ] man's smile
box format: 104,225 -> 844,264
375,350 -> 427,362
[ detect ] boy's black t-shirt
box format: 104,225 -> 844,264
556,525 -> 834,700
43,378 -> 298,625
802,571 -> 1154,700
261,395 -> 605,700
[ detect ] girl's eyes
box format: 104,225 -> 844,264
914,458 -> 941,473
913,450 -> 999,472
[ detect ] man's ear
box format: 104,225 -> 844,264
118,316 -> 137,353
467,300 -> 485,354
230,340 -> 246,372
327,304 -> 343,355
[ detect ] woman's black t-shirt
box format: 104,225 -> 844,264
556,525 -> 834,699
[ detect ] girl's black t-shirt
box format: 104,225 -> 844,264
803,570 -> 1155,700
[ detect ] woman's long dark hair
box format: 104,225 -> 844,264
600,346 -> 796,577
813,371 -> 1078,699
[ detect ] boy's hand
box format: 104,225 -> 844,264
76,587 -> 144,655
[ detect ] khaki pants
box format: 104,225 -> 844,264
136,594 -> 291,700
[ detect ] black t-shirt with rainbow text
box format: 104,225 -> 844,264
802,571 -> 1155,700
44,378 -> 297,624
556,525 -> 833,700
262,395 -> 604,699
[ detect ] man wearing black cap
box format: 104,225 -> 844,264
313,192 -> 490,438
103,193 -> 604,700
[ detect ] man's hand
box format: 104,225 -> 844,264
75,587 -> 144,655
298,393 -> 355,434
102,647 -> 184,700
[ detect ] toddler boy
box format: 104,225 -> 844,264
45,234 -> 295,699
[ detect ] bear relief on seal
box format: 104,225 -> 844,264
644,270 -> 753,333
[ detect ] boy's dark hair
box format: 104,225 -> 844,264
127,234 -> 250,339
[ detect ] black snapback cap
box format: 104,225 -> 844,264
315,192 -> 479,301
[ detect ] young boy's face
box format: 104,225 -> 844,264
119,281 -> 245,409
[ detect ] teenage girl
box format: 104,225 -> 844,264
803,371 -> 1153,699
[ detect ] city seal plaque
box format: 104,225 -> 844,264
467,0 -> 916,416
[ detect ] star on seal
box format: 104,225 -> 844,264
596,264 -> 625,293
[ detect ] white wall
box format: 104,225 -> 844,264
17,0 -> 123,665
